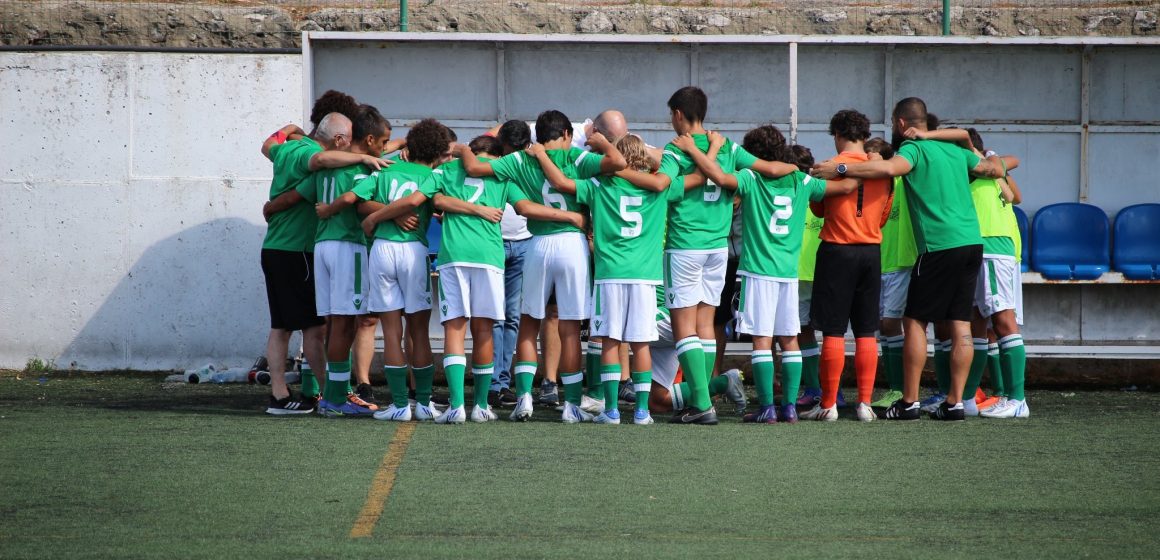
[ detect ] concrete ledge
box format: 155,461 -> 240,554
1022,271 -> 1160,284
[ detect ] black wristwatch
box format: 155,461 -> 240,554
836,163 -> 848,177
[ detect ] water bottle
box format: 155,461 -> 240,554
184,364 -> 215,384
210,367 -> 252,384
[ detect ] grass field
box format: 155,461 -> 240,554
1,372 -> 1158,559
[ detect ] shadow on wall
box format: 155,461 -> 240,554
60,217 -> 271,372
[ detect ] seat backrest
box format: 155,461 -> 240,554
1113,204 -> 1160,264
1013,206 -> 1030,265
1031,203 -> 1110,266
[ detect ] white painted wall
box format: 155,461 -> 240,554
0,51 -> 303,370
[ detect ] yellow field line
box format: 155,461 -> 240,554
349,422 -> 416,538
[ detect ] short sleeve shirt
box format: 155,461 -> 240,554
351,161 -> 440,245
574,174 -> 667,283
432,158 -> 528,271
297,162 -> 372,245
658,134 -> 757,251
264,137 -> 323,252
489,148 -> 604,236
881,177 -> 919,272
734,169 -> 827,280
896,139 -> 984,253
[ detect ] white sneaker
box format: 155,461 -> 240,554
633,409 -> 655,425
593,410 -> 621,425
980,398 -> 1029,418
414,402 -> 440,421
434,405 -> 466,424
855,402 -> 876,422
509,393 -> 534,422
471,405 -> 498,423
800,404 -> 838,421
562,401 -> 594,423
980,396 -> 1008,414
373,403 -> 412,422
920,397 -> 946,414
580,394 -> 606,414
963,396 -> 979,417
722,369 -> 748,414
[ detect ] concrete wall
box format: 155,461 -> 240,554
0,51 -> 302,370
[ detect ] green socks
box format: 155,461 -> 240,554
472,362 -> 494,410
413,364 -> 435,405
986,342 -> 1005,396
800,340 -> 821,391
324,360 -> 351,404
514,361 -> 536,397
676,336 -> 711,410
963,338 -> 989,397
934,339 -> 951,394
561,370 -> 584,406
708,374 -> 729,396
884,335 -> 905,392
384,364 -> 409,408
781,350 -> 803,407
752,350 -> 775,407
999,334 -> 1027,401
701,338 -> 718,377
601,364 -> 621,411
630,371 -> 651,412
443,354 -> 467,409
300,359 -> 320,398
586,341 -> 603,400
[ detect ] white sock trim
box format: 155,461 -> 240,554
443,355 -> 467,367
514,364 -> 537,375
633,383 -> 651,393
672,385 -> 685,410
676,336 -> 702,356
561,373 -> 584,385
600,372 -> 620,383
328,371 -> 351,382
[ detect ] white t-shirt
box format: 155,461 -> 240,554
500,204 -> 532,241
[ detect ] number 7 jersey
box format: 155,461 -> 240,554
734,169 -> 827,281
574,175 -> 666,284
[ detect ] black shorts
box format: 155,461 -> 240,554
261,249 -> 325,331
714,257 -> 740,325
905,244 -> 983,323
810,242 -> 881,337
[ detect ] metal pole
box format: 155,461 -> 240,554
942,0 -> 951,35
400,0 -> 409,32
788,42 -> 798,145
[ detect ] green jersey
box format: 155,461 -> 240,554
351,161 -> 440,244
881,177 -> 919,272
296,162 -> 372,245
575,175 -> 667,283
658,135 -> 758,251
896,139 -> 983,253
798,214 -> 825,282
489,148 -> 604,236
733,169 -> 827,280
264,137 -> 323,252
432,158 -> 528,271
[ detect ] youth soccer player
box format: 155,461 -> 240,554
866,137 -> 911,409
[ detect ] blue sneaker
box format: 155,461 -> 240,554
633,409 -> 654,425
835,390 -> 847,409
795,387 -> 821,407
920,392 -> 947,414
742,404 -> 777,424
593,408 -> 621,425
778,403 -> 799,424
318,397 -> 375,418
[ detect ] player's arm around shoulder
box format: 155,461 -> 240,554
513,198 -> 586,230
527,143 -> 578,194
675,132 -> 738,191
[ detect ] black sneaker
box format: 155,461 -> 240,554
538,380 -> 559,406
265,393 -> 314,415
618,383 -> 637,404
932,401 -> 966,421
669,406 -> 719,425
498,388 -> 518,407
430,393 -> 449,406
355,383 -> 377,405
880,399 -> 921,420
487,390 -> 501,407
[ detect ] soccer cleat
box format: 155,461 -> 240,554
778,403 -> 798,424
980,396 -> 1008,414
347,392 -> 379,412
668,406 -> 719,425
799,404 -> 838,421
721,369 -> 748,415
976,395 -> 1001,411
919,393 -> 947,414
742,404 -> 778,424
796,387 -> 822,407
265,394 -> 314,415
855,402 -> 876,422
880,399 -> 921,420
509,393 -> 534,422
980,398 -> 1029,419
633,409 -> 655,425
932,401 -> 966,421
319,397 -> 376,418
562,401 -> 594,424
580,394 -> 606,414
414,401 -> 440,421
373,403 -> 412,422
593,409 -> 621,425
871,390 -> 904,408
618,384 -> 637,404
497,388 -> 518,407
471,405 -> 498,423
537,380 -> 559,406
354,383 -> 378,407
963,397 -> 979,417
434,405 -> 466,424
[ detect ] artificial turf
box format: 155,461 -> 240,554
1,372 -> 1157,559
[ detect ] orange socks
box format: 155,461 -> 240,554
854,337 -> 878,404
820,336 -> 845,409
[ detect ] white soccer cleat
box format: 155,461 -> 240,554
414,402 -> 440,421
722,369 -> 748,414
800,404 -> 838,421
963,396 -> 980,417
633,409 -> 655,425
434,405 -> 466,424
980,398 -> 1029,418
592,410 -> 621,425
471,404 -> 498,423
855,402 -> 876,422
920,397 -> 946,415
562,401 -> 594,424
373,403 -> 412,422
509,393 -> 534,422
580,394 -> 606,414
980,396 -> 1008,414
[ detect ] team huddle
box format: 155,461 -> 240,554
257,85 -> 1029,425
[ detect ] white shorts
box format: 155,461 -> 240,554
590,282 -> 660,343
665,249 -> 728,309
798,280 -> 813,326
736,275 -> 801,338
368,240 -> 432,314
880,269 -> 912,320
313,240 -> 369,316
649,311 -> 678,390
437,265 -> 505,322
976,256 -> 1024,325
522,232 -> 590,320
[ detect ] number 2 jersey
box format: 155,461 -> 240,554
575,175 -> 666,284
733,169 -> 827,281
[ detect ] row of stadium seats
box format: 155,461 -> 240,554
1018,203 -> 1160,281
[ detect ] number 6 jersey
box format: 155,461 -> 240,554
734,169 -> 826,281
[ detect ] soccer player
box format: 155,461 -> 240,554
656,86 -> 797,424
790,145 -> 830,408
800,110 -> 894,423
866,137 -> 911,409
457,110 -> 626,423
811,97 -> 1018,421
677,128 -> 858,423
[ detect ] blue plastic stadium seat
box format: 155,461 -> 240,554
426,217 -> 442,270
1013,206 -> 1031,273
1113,203 -> 1160,280
1030,203 -> 1110,280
